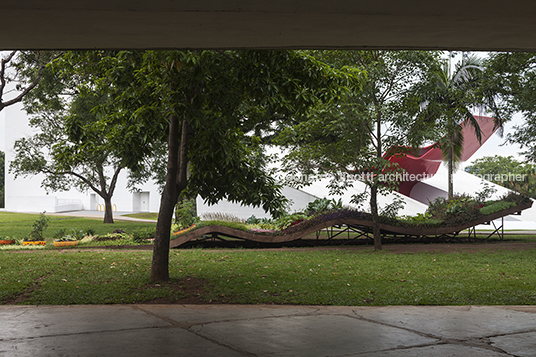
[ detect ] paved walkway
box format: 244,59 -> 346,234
1,304 -> 535,356
46,210 -> 157,222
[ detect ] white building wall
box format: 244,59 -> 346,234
3,103 -> 164,213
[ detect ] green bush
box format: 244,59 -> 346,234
175,199 -> 200,229
304,198 -> 343,215
132,228 -> 156,243
26,212 -> 50,241
274,213 -> 308,229
480,201 -> 516,215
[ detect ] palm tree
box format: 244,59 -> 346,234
420,53 -> 501,198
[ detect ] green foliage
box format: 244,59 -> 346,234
396,212 -> 444,228
194,220 -> 249,232
174,199 -> 200,229
474,181 -> 498,203
426,195 -> 482,226
53,229 -> 66,240
26,212 -> 50,241
304,198 -> 343,215
132,228 -> 156,243
499,191 -> 532,205
467,155 -> 536,198
68,229 -> 86,241
274,213 -> 309,229
485,53 -> 536,165
480,201 -> 516,215
244,215 -> 278,230
379,195 -> 406,219
11,86 -> 125,222
277,50 -> 441,248
0,212 -> 156,245
417,54 -> 505,199
444,196 -> 473,216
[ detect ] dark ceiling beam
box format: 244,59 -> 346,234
1,1 -> 536,50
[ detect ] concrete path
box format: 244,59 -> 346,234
1,305 -> 535,356
46,210 -> 157,223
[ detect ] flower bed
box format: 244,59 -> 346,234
54,240 -> 79,247
169,192 -> 533,248
172,224 -> 197,236
22,241 -> 46,246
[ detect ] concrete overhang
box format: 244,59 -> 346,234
1,0 -> 536,51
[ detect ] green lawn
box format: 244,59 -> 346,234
1,211 -> 535,306
1,247 -> 535,306
122,212 -> 158,220
0,212 -> 156,243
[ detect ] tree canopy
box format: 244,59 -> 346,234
465,155 -> 536,198
416,53 -> 505,198
277,50 -> 441,250
10,92 -> 128,223
10,51 -> 154,223
0,51 -> 61,112
485,52 -> 536,164
86,50 -> 355,282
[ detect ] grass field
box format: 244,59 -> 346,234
122,212 -> 158,221
0,212 -> 156,244
1,245 -> 535,306
1,211 -> 535,306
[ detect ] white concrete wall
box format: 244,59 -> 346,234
197,186 -> 320,220
3,103 -> 163,213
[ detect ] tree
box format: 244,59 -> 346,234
10,93 -> 127,223
465,155 -> 536,197
277,50 -> 440,250
0,51 -> 60,112
95,50 -> 351,282
485,53 -> 536,166
10,51 -> 153,224
418,53 -> 504,198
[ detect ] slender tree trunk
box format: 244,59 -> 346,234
372,106 -> 382,250
103,196 -> 114,224
448,144 -> 454,199
151,114 -> 180,283
151,115 -> 189,283
370,184 -> 382,250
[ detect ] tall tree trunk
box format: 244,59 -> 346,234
448,144 -> 454,199
151,114 -> 180,283
151,115 -> 189,283
370,184 -> 382,250
103,196 -> 114,224
372,106 -> 382,250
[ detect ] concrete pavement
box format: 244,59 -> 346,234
1,304 -> 535,356
46,210 -> 157,223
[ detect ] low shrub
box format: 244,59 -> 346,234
275,213 -> 309,229
25,212 -> 49,241
175,199 -> 200,229
304,198 -> 343,215
195,220 -> 249,231
94,233 -> 130,242
132,228 -> 156,243
480,201 -> 516,215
